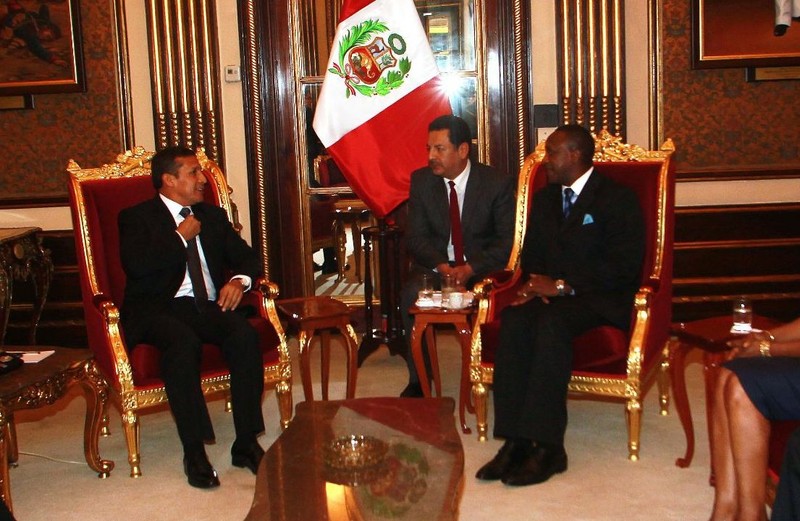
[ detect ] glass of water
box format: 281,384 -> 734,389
419,274 -> 434,300
441,274 -> 454,307
731,296 -> 753,334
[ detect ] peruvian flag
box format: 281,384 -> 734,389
312,0 -> 452,218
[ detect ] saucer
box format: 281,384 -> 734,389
416,299 -> 438,308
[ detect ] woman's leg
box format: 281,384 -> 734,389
726,373 -> 770,521
710,368 -> 738,521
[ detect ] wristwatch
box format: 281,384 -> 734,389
555,279 -> 566,297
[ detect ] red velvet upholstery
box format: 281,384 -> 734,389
469,132 -> 676,460
66,148 -> 292,477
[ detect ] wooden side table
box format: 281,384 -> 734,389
0,228 -> 53,346
668,315 -> 781,471
409,304 -> 475,434
332,202 -> 371,283
277,297 -> 359,401
0,347 -> 112,513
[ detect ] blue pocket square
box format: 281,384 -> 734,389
582,214 -> 594,225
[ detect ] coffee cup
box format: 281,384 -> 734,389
448,291 -> 464,309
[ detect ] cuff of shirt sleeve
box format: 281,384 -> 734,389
230,275 -> 252,291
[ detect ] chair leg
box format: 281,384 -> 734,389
321,329 -> 331,400
472,382 -> 489,441
121,410 -> 142,478
298,330 -> 314,401
626,397 -> 642,461
658,342 -> 672,416
275,378 -> 293,430
341,324 -> 359,399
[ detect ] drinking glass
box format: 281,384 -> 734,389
419,274 -> 434,301
441,274 -> 454,307
731,296 -> 753,333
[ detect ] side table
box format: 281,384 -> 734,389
0,228 -> 53,346
332,202 -> 371,283
277,297 -> 359,400
410,304 -> 475,434
668,315 -> 781,470
0,347 -> 112,513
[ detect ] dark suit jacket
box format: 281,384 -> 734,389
520,169 -> 645,329
405,162 -> 515,278
118,196 -> 259,327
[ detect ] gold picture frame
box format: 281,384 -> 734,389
0,0 -> 86,95
692,0 -> 800,69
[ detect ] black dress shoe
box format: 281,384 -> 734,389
400,382 -> 424,398
231,440 -> 265,474
475,439 -> 529,481
183,450 -> 220,489
775,24 -> 789,36
501,444 -> 567,487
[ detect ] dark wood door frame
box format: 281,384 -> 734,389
238,0 -> 531,297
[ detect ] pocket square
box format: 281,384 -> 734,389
582,214 -> 594,225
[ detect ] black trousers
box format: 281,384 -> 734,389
126,298 -> 265,450
773,427 -> 800,521
492,296 -> 607,446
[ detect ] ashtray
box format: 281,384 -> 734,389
323,435 -> 388,470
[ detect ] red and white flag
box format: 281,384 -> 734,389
312,0 -> 452,218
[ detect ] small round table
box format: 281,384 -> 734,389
277,297 -> 359,401
409,304 -> 475,434
668,315 -> 780,471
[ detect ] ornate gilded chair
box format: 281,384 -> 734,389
469,132 -> 676,460
66,147 -> 293,477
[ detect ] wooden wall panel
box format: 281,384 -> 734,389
673,202 -> 800,323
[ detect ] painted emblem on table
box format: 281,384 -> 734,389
329,20 -> 411,98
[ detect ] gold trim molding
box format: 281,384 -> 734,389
558,0 -> 626,136
145,0 -> 224,166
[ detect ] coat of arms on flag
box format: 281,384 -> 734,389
330,22 -> 411,97
313,0 -> 452,218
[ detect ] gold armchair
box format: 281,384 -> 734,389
469,132 -> 676,460
66,147 -> 293,477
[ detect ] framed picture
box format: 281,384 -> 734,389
0,0 -> 86,95
692,0 -> 800,69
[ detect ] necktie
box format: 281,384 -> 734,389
563,187 -> 575,218
448,181 -> 465,266
179,207 -> 209,307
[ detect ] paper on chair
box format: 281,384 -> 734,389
8,350 -> 55,363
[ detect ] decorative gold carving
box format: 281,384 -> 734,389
241,0 -> 271,277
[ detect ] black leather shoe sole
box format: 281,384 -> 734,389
231,441 -> 265,475
400,383 -> 424,398
183,457 -> 220,489
475,441 -> 526,481
232,452 -> 261,474
501,451 -> 567,487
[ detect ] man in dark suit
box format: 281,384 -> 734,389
475,125 -> 645,486
399,115 -> 515,397
118,147 -> 265,489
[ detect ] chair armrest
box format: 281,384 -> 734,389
85,294 -> 134,393
255,277 -> 280,300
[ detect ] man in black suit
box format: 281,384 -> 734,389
399,115 -> 515,397
118,147 -> 265,489
475,125 -> 645,486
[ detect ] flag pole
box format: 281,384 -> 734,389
358,217 -> 405,365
